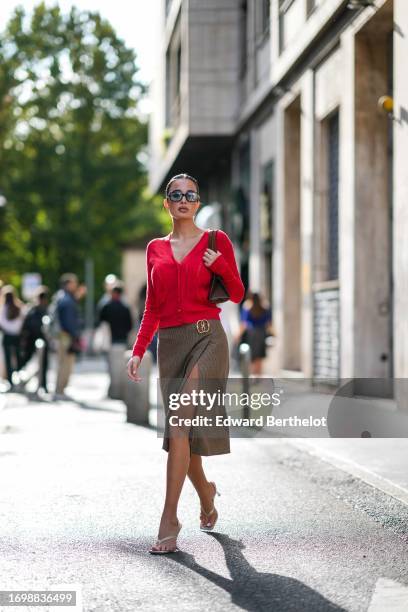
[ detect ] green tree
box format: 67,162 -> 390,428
0,2 -> 166,292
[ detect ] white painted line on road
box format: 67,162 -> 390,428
285,439 -> 408,507
368,578 -> 408,611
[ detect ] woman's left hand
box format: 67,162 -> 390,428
203,248 -> 221,267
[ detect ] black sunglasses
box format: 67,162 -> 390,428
167,189 -> 200,203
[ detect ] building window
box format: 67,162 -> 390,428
306,0 -> 316,16
235,138 -> 251,290
278,0 -> 301,53
261,161 -> 274,310
256,0 -> 270,41
165,50 -> 171,127
327,111 -> 339,281
279,0 -> 296,13
176,43 -> 181,86
172,42 -> 181,123
239,0 -> 248,78
278,0 -> 295,54
165,14 -> 182,129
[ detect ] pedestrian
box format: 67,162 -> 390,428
236,290 -> 273,376
54,273 -> 82,399
20,286 -> 50,392
0,285 -> 26,386
127,173 -> 245,554
93,274 -> 118,355
98,282 -> 133,398
96,273 -> 118,319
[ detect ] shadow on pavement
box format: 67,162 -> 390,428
167,533 -> 347,612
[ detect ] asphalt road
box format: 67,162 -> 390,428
0,365 -> 407,612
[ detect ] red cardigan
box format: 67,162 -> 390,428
132,229 -> 245,359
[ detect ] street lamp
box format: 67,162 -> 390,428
378,95 -> 399,123
378,95 -> 394,115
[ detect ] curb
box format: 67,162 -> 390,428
286,438 -> 408,507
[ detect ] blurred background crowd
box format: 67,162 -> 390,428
0,273 -> 137,397
0,273 -> 275,398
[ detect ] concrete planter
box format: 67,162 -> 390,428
122,350 -> 152,425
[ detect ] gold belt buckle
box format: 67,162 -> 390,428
196,319 -> 210,334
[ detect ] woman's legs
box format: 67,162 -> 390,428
154,327 -> 227,549
3,335 -> 14,383
15,334 -> 24,371
187,454 -> 219,527
153,361 -> 200,551
187,454 -> 208,498
152,436 -> 190,551
251,357 -> 263,375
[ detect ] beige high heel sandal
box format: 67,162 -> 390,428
149,520 -> 182,554
200,482 -> 221,531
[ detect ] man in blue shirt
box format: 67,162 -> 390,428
54,273 -> 81,398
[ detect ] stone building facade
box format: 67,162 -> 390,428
148,0 -> 408,405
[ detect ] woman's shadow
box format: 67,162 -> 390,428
168,533 -> 347,612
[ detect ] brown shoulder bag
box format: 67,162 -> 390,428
208,229 -> 230,303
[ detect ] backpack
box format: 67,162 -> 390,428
48,291 -> 63,339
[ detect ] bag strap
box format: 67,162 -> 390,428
208,229 -> 214,251
208,229 -> 217,251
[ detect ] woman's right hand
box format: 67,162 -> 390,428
127,355 -> 142,382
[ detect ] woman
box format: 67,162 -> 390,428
127,173 -> 245,554
236,291 -> 273,376
0,285 -> 26,386
19,286 -> 50,392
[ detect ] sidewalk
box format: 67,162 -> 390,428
255,343 -> 408,506
286,437 -> 408,506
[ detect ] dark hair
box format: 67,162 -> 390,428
247,291 -> 269,319
165,173 -> 200,197
111,282 -> 124,294
3,286 -> 21,321
35,285 -> 49,301
59,273 -> 78,289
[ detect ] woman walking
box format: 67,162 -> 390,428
127,173 -> 245,554
237,291 -> 273,376
0,285 -> 26,386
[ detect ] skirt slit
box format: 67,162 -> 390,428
157,319 -> 230,456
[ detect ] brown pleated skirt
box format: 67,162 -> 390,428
157,318 -> 230,456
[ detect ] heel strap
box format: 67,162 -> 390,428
210,481 -> 221,496
156,522 -> 182,544
201,506 -> 215,517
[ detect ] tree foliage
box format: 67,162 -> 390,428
0,2 -> 166,292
